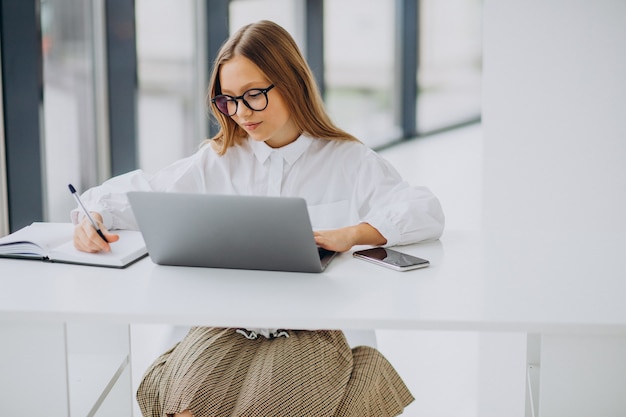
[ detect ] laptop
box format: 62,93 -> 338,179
127,192 -> 338,273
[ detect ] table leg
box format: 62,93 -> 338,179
528,333 -> 626,417
0,321 -> 133,416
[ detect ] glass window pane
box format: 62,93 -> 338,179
325,0 -> 399,148
418,0 -> 482,133
229,0 -> 303,43
0,47 -> 7,235
136,0 -> 205,174
41,0 -> 99,221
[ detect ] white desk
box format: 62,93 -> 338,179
2,229 -> 626,416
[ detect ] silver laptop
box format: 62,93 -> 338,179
127,192 -> 337,273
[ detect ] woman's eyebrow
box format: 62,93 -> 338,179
220,81 -> 270,96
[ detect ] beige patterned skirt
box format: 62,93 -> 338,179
137,327 -> 414,417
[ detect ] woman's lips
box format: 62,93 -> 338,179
243,121 -> 261,131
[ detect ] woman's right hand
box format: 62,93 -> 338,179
73,213 -> 119,253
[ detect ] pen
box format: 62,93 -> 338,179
68,184 -> 109,243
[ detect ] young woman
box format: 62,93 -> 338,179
73,20 -> 444,417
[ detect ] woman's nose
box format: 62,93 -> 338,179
236,100 -> 253,117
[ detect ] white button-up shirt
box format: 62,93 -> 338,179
72,135 -> 444,247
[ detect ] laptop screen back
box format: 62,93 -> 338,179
127,192 -> 333,273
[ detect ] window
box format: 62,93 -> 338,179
0,41 -> 7,236
230,0 -> 304,42
136,0 -> 206,173
2,0 -> 482,231
41,0 -> 105,221
324,0 -> 400,148
418,0 -> 482,133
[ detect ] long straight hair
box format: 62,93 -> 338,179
206,20 -> 358,155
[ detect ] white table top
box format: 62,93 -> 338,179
2,229 -> 625,334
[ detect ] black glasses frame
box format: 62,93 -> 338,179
211,84 -> 275,116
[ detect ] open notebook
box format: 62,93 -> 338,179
0,222 -> 147,268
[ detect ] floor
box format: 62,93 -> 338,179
130,124 -> 528,417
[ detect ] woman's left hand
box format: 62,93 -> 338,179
314,223 -> 387,252
313,228 -> 357,252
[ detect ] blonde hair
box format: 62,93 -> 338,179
205,20 -> 358,155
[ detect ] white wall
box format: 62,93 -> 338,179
482,0 -> 626,234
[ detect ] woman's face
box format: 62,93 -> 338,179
219,55 -> 300,148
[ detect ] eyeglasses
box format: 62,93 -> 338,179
211,84 -> 275,116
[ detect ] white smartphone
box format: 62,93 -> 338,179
353,247 -> 430,271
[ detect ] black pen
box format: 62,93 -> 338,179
68,184 -> 109,243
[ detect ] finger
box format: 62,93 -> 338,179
314,235 -> 335,252
73,222 -> 92,252
80,230 -> 107,252
104,232 -> 120,243
91,229 -> 112,252
88,220 -> 115,251
80,221 -> 112,252
73,232 -> 89,252
74,229 -> 101,253
96,224 -> 120,249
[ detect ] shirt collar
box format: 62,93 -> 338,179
249,135 -> 314,166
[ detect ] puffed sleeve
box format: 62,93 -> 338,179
70,147 -> 210,230
354,150 -> 445,246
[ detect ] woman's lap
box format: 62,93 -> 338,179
137,327 -> 412,417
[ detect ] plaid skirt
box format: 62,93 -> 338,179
137,327 -> 413,417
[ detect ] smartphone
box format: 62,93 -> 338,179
353,247 -> 430,271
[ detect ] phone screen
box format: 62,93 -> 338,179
353,247 -> 429,271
